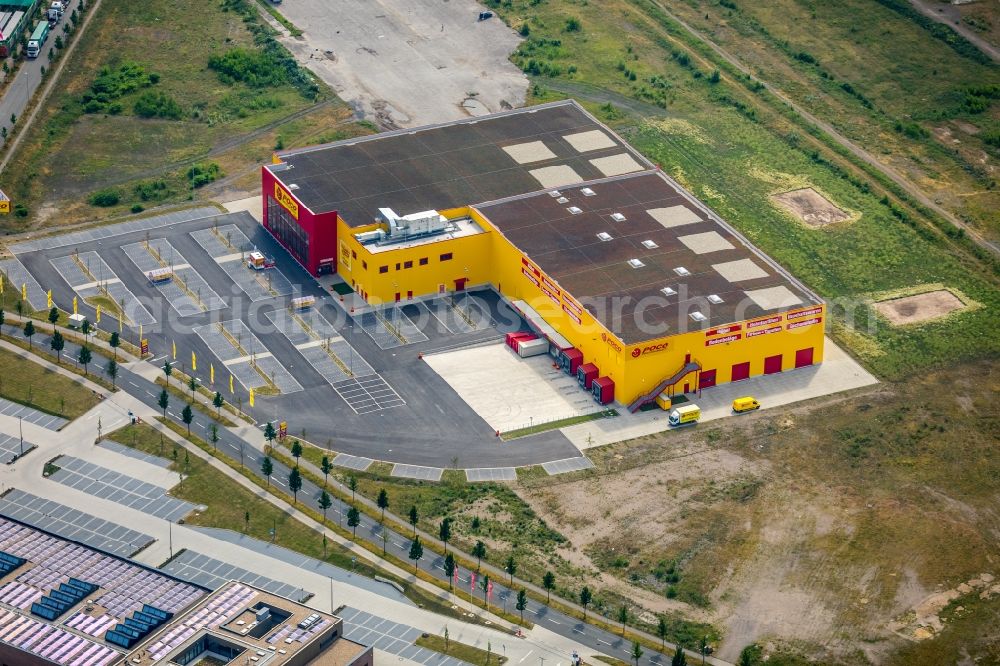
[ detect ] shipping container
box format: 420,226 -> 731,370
560,348 -> 583,375
576,363 -> 598,389
655,391 -> 673,411
517,337 -> 549,358
505,331 -> 534,349
513,334 -> 538,350
592,376 -> 614,405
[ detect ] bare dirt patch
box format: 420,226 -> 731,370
771,187 -> 850,227
874,289 -> 965,325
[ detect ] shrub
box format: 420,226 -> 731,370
519,23 -> 530,37
133,179 -> 171,202
13,203 -> 28,217
709,69 -> 720,84
208,48 -> 288,87
133,91 -> 183,119
982,128 -> 1000,148
564,17 -> 581,32
81,62 -> 158,114
130,204 -> 144,213
186,162 -> 222,189
894,120 -> 929,140
88,188 -> 120,207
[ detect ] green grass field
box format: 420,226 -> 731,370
0,0 -> 356,231
0,344 -> 100,418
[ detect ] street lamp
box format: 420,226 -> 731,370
18,416 -> 23,457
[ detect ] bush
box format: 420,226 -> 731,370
130,204 -> 144,214
88,188 -> 120,207
186,162 -> 221,189
13,203 -> 28,217
208,48 -> 288,87
982,128 -> 1000,148
133,91 -> 183,119
81,62 -> 158,114
133,179 -> 171,202
894,120 -> 929,140
564,17 -> 581,32
519,23 -> 530,37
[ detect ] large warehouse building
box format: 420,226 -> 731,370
262,100 -> 825,409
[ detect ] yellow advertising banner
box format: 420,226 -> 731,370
274,182 -> 299,220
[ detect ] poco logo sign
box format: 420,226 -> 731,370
601,332 -> 623,353
274,182 -> 299,220
632,341 -> 669,357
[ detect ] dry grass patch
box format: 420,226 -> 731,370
772,187 -> 851,227
874,289 -> 966,326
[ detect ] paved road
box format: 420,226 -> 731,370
0,0 -> 83,154
645,0 -> 1000,257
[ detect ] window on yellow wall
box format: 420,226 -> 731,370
395,263 -> 401,271
379,265 -> 388,274
404,260 -> 413,269
362,261 -> 368,270
352,250 -> 357,259
440,253 -> 453,262
419,257 -> 428,266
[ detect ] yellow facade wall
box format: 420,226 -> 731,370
336,208 -> 494,306
333,205 -> 825,405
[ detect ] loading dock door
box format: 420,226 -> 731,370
699,369 -> 716,390
764,354 -> 783,375
454,278 -> 468,291
731,361 -> 750,382
795,347 -> 814,368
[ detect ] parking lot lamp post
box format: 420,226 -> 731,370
18,416 -> 23,456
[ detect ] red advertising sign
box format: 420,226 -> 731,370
521,256 -> 540,277
562,304 -> 582,324
563,297 -> 583,316
786,306 -> 823,321
705,324 -> 741,337
787,317 -> 822,330
521,266 -> 539,287
747,325 -> 782,338
747,315 -> 782,329
541,286 -> 560,306
541,275 -> 560,297
705,333 -> 741,346
140,339 -> 149,356
278,421 -> 288,439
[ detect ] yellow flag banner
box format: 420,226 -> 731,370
22,283 -> 27,301
229,375 -> 234,394
0,274 -> 4,294
191,351 -> 197,372
46,290 -> 52,309
72,296 -> 77,314
210,364 -> 215,385
249,388 -> 255,408
95,304 -> 101,323
172,340 -> 177,360
118,310 -> 123,333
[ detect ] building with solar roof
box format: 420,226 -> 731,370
261,100 -> 825,409
0,516 -> 370,666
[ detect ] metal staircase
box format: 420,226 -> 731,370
627,360 -> 701,413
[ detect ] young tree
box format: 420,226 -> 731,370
657,615 -> 668,649
181,404 -> 193,435
105,359 -> 118,388
290,440 -> 303,466
671,648 -> 687,666
47,306 -> 59,331
408,536 -> 423,574
209,423 -> 219,452
439,517 -> 452,552
80,319 -> 90,338
737,648 -> 755,666
163,360 -> 172,381
376,489 -> 389,522
49,330 -> 64,362
213,391 -> 224,418
158,388 -> 169,417
699,637 -> 709,665
244,510 -> 250,533
618,604 -> 629,635
318,490 -> 332,522
14,300 -> 23,318
78,345 -> 91,375
0,309 -> 5,336
348,475 -> 357,499
347,506 -> 360,536
505,554 -> 517,585
579,586 -> 592,619
321,455 -> 332,486
108,331 -> 119,358
632,641 -> 643,666
471,540 -> 486,572
263,421 -> 277,449
261,456 -> 273,487
289,468 -> 302,504
543,571 -> 556,603
408,505 -> 418,536
188,375 -> 198,399
443,553 -> 456,590
22,320 -> 34,348
480,574 -> 491,608
516,589 -> 527,623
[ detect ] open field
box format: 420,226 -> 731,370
0,344 -> 100,418
658,0 -> 1000,244
514,360 -> 1000,663
0,0 -> 365,231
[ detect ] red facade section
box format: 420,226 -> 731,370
260,167 -> 340,276
795,347 -> 814,368
764,354 -> 783,375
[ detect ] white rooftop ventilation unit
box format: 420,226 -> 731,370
557,197 -> 569,204
610,213 -> 626,222
707,294 -> 724,304
356,207 -> 450,246
674,266 -> 691,276
641,240 -> 659,249
689,311 -> 707,322
581,187 -> 596,197
628,258 -> 645,268
548,190 -> 562,197
661,286 -> 676,296
597,232 -> 613,242
567,206 -> 583,215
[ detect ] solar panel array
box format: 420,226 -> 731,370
0,607 -> 119,666
146,583 -> 256,661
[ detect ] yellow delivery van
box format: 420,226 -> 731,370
732,396 -> 760,413
668,404 -> 700,427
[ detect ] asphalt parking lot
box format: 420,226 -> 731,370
8,210 -> 580,468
